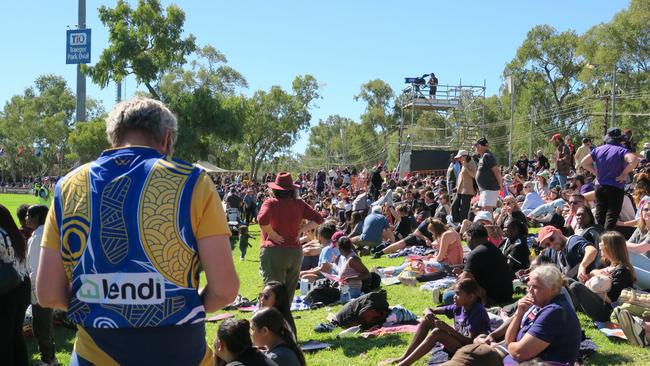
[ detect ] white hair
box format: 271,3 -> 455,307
105,97 -> 177,147
530,264 -> 563,293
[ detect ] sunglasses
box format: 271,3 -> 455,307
568,201 -> 582,205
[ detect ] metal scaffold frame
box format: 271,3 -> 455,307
399,79 -> 486,154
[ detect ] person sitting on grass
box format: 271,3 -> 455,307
258,281 -> 298,339
299,223 -> 340,282
380,278 -> 490,366
351,205 -> 392,252
372,216 -> 434,258
446,264 -> 581,366
567,231 -> 636,322
322,236 -> 370,302
499,218 -> 530,278
251,308 -> 306,366
427,219 -> 463,267
214,318 -> 278,366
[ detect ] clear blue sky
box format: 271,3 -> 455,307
0,1 -> 629,154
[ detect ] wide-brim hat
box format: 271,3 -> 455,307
268,172 -> 300,191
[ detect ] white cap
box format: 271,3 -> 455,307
454,149 -> 469,159
473,211 -> 493,223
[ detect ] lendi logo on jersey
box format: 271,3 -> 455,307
77,273 -> 165,304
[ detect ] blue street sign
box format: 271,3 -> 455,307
66,29 -> 91,64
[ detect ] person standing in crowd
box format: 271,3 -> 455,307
574,138 -> 592,172
428,73 -> 438,98
474,138 -> 502,212
370,164 -> 384,201
225,187 -> 243,210
243,189 -> 256,225
550,134 -> 572,189
446,154 -> 460,197
258,172 -> 324,304
581,127 -> 639,230
37,97 -> 239,365
0,204 -> 31,366
451,149 -> 477,223
26,205 -> 57,366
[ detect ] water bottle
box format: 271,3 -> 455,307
300,279 -> 310,296
340,284 -> 350,303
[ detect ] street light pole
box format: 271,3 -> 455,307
76,0 -> 87,122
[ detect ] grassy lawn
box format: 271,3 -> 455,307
2,193 -> 647,365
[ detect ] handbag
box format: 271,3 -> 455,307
0,259 -> 22,296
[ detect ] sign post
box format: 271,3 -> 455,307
66,29 -> 91,64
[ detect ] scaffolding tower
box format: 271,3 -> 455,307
399,79 -> 486,154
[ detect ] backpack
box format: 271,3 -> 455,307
304,279 -> 340,306
334,289 -> 390,330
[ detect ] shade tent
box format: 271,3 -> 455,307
194,160 -> 246,174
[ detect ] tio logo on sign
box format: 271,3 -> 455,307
70,32 -> 87,46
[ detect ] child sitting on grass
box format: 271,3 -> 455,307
380,278 -> 490,366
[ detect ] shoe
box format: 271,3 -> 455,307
372,251 -> 384,259
616,308 -> 647,347
239,257 -> 244,261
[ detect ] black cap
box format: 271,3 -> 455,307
475,137 -> 489,146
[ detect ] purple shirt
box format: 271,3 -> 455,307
511,294 -> 581,365
591,143 -> 629,189
441,303 -> 490,339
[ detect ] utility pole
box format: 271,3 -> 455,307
611,65 -> 617,128
603,96 -> 609,136
116,81 -> 122,103
507,77 -> 515,167
76,0 -> 87,122
529,105 -> 535,158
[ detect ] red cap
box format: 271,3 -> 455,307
551,134 -> 562,141
537,226 -> 562,245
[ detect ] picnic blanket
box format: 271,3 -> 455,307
594,321 -> 627,340
206,313 -> 234,322
361,324 -> 419,338
419,277 -> 457,292
388,246 -> 434,258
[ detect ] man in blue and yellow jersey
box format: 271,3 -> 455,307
36,97 -> 239,365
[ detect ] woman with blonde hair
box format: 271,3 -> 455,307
568,231 -> 636,322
